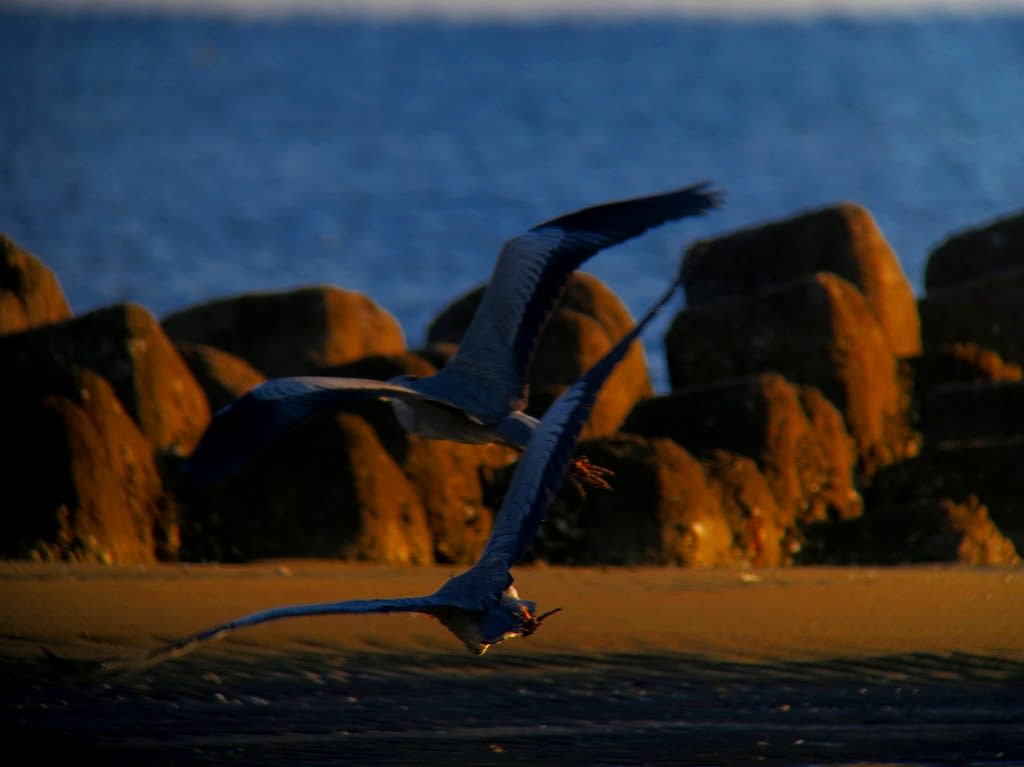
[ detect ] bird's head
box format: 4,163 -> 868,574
432,586 -> 562,656
476,588 -> 563,655
516,604 -> 563,639
472,602 -> 562,656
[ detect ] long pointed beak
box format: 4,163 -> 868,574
536,607 -> 562,624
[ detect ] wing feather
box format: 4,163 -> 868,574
477,270 -> 684,569
182,377 -> 431,484
437,181 -> 721,422
47,595 -> 445,675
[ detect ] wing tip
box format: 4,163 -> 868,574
690,179 -> 726,212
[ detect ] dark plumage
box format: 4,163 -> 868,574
48,267 -> 684,673
182,182 -> 722,484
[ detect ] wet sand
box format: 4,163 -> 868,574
2,562 -> 1023,765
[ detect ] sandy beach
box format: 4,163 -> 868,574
2,561 -> 1022,765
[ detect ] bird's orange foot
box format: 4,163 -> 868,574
570,455 -> 614,494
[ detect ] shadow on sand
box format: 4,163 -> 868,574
4,647 -> 1022,766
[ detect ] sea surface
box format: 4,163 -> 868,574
2,6 -> 1023,389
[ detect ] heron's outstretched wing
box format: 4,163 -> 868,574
423,182 -> 722,423
476,269 -> 685,570
182,377 -> 443,484
45,594 -> 446,675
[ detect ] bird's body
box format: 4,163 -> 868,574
51,266 -> 685,674
182,182 -> 721,484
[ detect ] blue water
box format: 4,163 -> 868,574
2,9 -> 1023,389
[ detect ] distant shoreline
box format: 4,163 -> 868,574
9,0 -> 1024,20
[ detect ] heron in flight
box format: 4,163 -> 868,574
182,182 -> 721,484
51,268 -> 683,673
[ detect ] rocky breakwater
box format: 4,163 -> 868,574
584,202 -> 1019,567
1,202 -> 1021,568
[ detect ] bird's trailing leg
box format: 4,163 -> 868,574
569,454 -> 615,495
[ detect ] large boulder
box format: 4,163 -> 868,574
701,450 -> 788,566
179,412 -> 433,564
665,272 -> 915,476
162,285 -> 405,377
920,207 -> 1024,366
0,368 -> 174,563
527,434 -> 736,567
0,302 -> 210,455
800,497 -> 1019,566
921,380 -> 1024,446
319,401 -> 510,568
623,373 -> 862,539
905,342 -> 1022,392
427,271 -> 654,440
924,209 -> 1024,292
175,342 -> 267,414
316,350 -> 438,381
398,437 -> 515,564
323,352 -> 518,565
797,384 -> 865,521
918,268 -> 1024,367
524,305 -> 650,439
681,203 -> 920,357
866,440 -> 1024,555
900,343 -> 1021,443
0,234 -> 72,334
